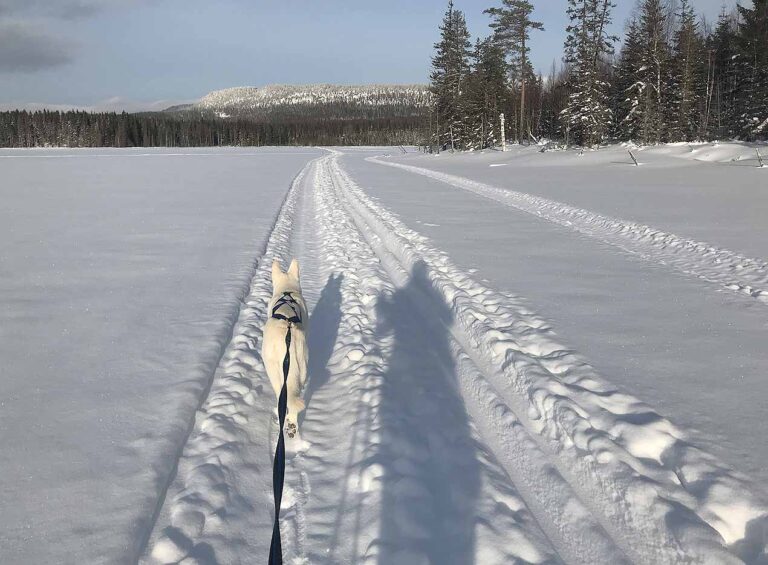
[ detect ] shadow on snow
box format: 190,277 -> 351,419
374,260 -> 481,565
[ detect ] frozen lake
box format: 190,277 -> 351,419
0,147 -> 322,563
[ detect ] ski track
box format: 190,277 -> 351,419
337,154 -> 767,563
142,156 -> 315,564
143,150 -> 767,565
305,154 -> 557,565
368,157 -> 768,307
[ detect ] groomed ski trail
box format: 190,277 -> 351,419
368,157 -> 768,307
142,156 -> 317,564
303,153 -> 558,565
143,150 -> 767,565
337,153 -> 767,563
142,152 -> 558,564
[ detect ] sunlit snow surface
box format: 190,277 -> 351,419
2,143 -> 767,564
0,147 -> 323,563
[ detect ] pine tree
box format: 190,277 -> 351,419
562,0 -> 617,146
736,0 -> 768,139
430,1 -> 473,150
667,0 -> 706,141
485,0 -> 544,143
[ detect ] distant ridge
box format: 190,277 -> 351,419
2,83 -> 429,147
168,83 -> 432,121
161,103 -> 194,113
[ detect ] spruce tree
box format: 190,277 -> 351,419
736,0 -> 768,139
430,1 -> 473,150
611,18 -> 642,141
485,0 -> 544,143
541,62 -> 570,140
636,0 -> 671,144
464,38 -> 509,149
668,0 -> 705,142
707,10 -> 739,139
613,17 -> 644,141
562,0 -> 617,146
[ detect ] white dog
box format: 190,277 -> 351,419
262,259 -> 308,438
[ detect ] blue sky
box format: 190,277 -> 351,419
0,0 -> 736,111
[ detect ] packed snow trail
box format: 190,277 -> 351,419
144,150 -> 767,564
142,157 -> 314,564
344,150 -> 768,491
143,153 -> 558,564
368,157 -> 768,306
300,155 -> 557,564
332,153 -> 767,563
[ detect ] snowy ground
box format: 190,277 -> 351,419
2,144 -> 767,564
0,147 -> 323,563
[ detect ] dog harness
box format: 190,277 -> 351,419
270,291 -> 303,325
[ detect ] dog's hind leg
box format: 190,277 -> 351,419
285,327 -> 308,439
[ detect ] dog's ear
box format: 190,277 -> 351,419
288,259 -> 300,281
272,260 -> 283,284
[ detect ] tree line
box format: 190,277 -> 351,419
0,110 -> 426,148
429,0 -> 768,150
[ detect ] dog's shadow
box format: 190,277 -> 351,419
304,273 -> 344,412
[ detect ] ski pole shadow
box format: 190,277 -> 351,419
374,260 -> 480,565
304,273 -> 344,413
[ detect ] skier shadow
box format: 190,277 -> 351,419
304,272 -> 344,413
731,514 -> 768,564
374,260 -> 481,565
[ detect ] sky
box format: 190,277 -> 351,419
0,0 -> 737,112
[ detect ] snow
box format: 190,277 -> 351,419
0,147 -> 323,563
2,143 -> 768,564
196,84 -> 431,113
356,144 -> 768,486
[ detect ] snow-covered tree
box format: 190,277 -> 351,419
667,0 -> 706,142
736,0 -> 768,139
485,0 -> 544,143
464,38 -> 509,149
613,17 -> 643,140
562,0 -> 617,146
705,9 -> 739,139
430,1 -> 473,150
634,0 -> 671,144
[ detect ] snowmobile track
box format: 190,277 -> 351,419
368,157 -> 768,308
338,153 -> 767,564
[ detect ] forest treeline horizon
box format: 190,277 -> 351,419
430,0 -> 768,149
1,0 -> 766,148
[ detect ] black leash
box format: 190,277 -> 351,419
268,292 -> 302,565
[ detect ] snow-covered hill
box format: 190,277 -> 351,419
187,84 -> 431,120
197,84 -> 431,110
